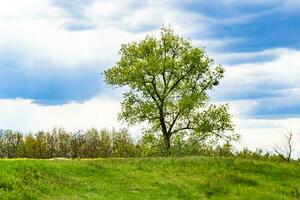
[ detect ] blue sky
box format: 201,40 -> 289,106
0,0 -> 300,150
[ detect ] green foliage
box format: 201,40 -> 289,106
0,128 -> 138,159
104,26 -> 236,154
0,128 -> 291,162
0,130 -> 24,158
137,130 -> 238,157
137,132 -> 164,156
236,148 -> 283,161
0,157 -> 299,199
112,129 -> 137,157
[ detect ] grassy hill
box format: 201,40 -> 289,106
0,157 -> 299,199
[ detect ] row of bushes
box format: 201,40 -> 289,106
0,128 -> 136,158
0,128 -> 292,161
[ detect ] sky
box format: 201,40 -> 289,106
0,0 -> 300,154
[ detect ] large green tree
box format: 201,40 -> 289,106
104,26 -> 235,155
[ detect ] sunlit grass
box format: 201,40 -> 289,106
0,157 -> 299,199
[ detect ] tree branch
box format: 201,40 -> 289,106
167,111 -> 181,135
165,64 -> 198,97
171,119 -> 193,135
141,76 -> 161,109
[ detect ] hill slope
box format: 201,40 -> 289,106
0,157 -> 299,199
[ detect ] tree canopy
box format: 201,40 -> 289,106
104,26 -> 236,155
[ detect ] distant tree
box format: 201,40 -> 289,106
46,128 -> 60,158
57,129 -> 71,158
23,133 -> 38,158
69,131 -> 82,158
98,129 -> 113,158
112,129 -> 136,157
0,130 -> 5,158
35,131 -> 47,158
1,130 -> 24,158
83,128 -> 101,158
104,26 -> 236,155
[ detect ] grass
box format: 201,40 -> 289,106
0,157 -> 299,199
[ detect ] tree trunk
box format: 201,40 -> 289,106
163,134 -> 171,156
158,107 -> 171,156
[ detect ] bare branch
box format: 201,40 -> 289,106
273,132 -> 293,162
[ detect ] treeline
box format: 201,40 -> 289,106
0,128 -> 136,158
0,128 -> 294,161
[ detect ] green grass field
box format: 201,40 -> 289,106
0,157 -> 299,200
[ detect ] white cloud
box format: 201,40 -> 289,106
193,37 -> 247,55
283,0 -> 300,10
0,0 -> 213,71
211,48 -> 300,155
220,0 -> 275,5
234,118 -> 300,157
200,0 -> 300,12
212,48 -> 289,64
0,18 -> 146,69
212,48 -> 300,103
0,97 -> 121,132
0,0 -> 59,19
227,100 -> 260,118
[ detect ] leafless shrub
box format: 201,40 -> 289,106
273,132 -> 293,162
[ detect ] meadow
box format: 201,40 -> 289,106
0,157 -> 299,199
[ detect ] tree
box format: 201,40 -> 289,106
104,26 -> 235,155
112,129 -> 136,157
273,132 -> 294,162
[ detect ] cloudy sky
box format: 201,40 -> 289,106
1,0 -> 300,153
